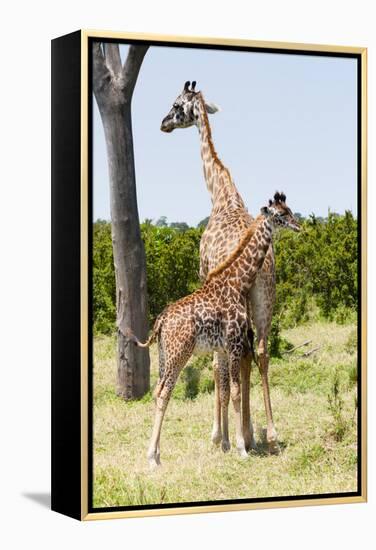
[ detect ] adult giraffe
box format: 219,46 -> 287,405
161,81 -> 278,454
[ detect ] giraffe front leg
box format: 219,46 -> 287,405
211,353 -> 222,446
241,354 -> 256,452
258,338 -> 280,454
229,354 -> 248,459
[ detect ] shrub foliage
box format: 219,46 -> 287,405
93,212 -> 358,338
274,212 -> 357,321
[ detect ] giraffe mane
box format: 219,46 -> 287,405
205,215 -> 262,283
197,92 -> 230,178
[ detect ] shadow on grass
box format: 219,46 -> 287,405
249,428 -> 287,457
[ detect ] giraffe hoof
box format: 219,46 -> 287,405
266,428 -> 280,455
148,452 -> 161,469
268,441 -> 281,455
238,448 -> 249,460
267,434 -> 280,455
211,431 -> 222,446
148,459 -> 161,470
245,436 -> 257,453
221,440 -> 231,453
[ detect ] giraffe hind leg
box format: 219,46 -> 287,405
241,354 -> 257,452
147,341 -> 194,467
250,275 -> 280,455
258,336 -> 280,454
219,355 -> 231,453
211,352 -> 222,446
229,352 -> 248,459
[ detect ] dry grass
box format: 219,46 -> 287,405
93,321 -> 358,508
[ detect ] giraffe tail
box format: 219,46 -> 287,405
247,327 -> 259,366
122,315 -> 164,348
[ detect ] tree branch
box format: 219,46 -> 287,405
121,45 -> 149,100
302,346 -> 322,358
103,43 -> 122,77
282,340 -> 312,355
92,42 -> 112,97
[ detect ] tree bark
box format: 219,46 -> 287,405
92,42 -> 150,399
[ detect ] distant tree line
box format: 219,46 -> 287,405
93,211 -> 358,336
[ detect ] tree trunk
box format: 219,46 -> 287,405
92,43 -> 150,399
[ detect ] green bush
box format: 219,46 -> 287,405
182,365 -> 201,400
93,221 -> 116,335
268,316 -> 293,358
172,355 -> 213,400
274,211 -> 357,327
93,212 -> 358,336
141,222 -> 202,324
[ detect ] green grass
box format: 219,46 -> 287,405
93,321 -> 358,508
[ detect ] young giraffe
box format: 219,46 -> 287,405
126,193 -> 300,468
161,81 -> 278,453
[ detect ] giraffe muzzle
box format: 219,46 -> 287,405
160,116 -> 173,133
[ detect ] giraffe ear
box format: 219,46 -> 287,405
205,102 -> 220,114
261,206 -> 269,216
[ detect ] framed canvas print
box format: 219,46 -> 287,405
51,30 -> 367,520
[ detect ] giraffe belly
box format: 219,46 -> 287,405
193,332 -> 225,355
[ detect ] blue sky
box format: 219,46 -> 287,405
93,44 -> 357,226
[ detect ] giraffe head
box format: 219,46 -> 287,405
261,192 -> 301,232
161,81 -> 219,133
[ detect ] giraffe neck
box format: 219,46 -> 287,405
194,94 -> 245,212
217,216 -> 273,294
